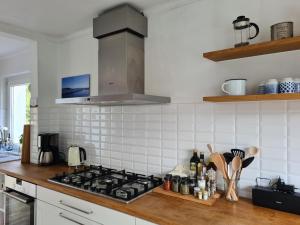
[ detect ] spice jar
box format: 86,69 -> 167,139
194,187 -> 200,197
203,191 -> 209,200
163,174 -> 172,191
180,178 -> 189,195
197,176 -> 206,191
171,176 -> 180,193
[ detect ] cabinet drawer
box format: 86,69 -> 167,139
37,186 -> 135,225
37,200 -> 101,225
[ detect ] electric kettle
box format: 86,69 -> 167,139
68,146 -> 87,167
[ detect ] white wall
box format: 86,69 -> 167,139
0,22 -> 59,163
58,28 -> 98,97
39,0 -> 300,197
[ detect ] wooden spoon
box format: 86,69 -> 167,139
226,156 -> 242,201
247,146 -> 259,157
211,153 -> 229,181
207,144 -> 213,154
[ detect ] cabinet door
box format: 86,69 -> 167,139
36,200 -> 101,225
136,218 -> 158,225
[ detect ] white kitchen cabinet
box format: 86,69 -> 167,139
135,218 -> 158,225
36,200 -> 101,225
37,186 -> 135,225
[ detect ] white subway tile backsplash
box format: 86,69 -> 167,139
214,113 -> 235,133
39,100 -> 298,198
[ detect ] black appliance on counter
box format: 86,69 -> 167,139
37,133 -> 59,166
252,178 -> 300,215
48,165 -> 162,203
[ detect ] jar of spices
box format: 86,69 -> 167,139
171,176 -> 180,193
163,174 -> 172,191
198,176 -> 206,191
194,187 -> 200,197
198,191 -> 203,200
203,191 -> 209,200
180,178 -> 189,195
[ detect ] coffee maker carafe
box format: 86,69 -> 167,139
37,133 -> 59,166
233,16 -> 259,47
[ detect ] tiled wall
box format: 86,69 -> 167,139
38,101 -> 300,197
30,107 -> 39,163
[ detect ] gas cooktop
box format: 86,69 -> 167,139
48,165 -> 162,203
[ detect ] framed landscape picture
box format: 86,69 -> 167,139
62,74 -> 90,98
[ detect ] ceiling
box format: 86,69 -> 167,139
0,0 -> 173,38
0,34 -> 30,58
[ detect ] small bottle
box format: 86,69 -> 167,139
190,150 -> 200,177
198,191 -> 203,200
198,176 -> 206,191
203,191 -> 209,200
198,152 -> 207,176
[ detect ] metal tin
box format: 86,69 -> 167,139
171,176 -> 180,193
271,22 -> 293,40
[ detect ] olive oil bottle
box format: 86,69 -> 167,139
190,150 -> 200,177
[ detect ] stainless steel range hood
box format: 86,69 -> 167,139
56,4 -> 170,106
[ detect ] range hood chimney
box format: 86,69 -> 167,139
56,4 -> 170,106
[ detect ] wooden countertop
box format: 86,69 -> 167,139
0,161 -> 299,225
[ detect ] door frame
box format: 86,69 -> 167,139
6,72 -> 31,142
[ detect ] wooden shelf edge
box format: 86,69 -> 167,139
203,36 -> 300,62
203,93 -> 300,102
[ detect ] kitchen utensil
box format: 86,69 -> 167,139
247,146 -> 259,157
271,22 -> 293,40
242,157 -> 255,169
223,152 -> 234,165
226,156 -> 242,201
221,79 -> 247,95
68,146 -> 87,167
265,79 -> 279,94
279,77 -> 295,93
233,16 -> 259,47
207,144 -> 213,154
231,149 -> 245,159
210,153 -> 229,181
236,156 -> 256,181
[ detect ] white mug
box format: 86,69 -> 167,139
221,79 -> 247,95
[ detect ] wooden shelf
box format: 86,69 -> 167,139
203,93 -> 300,102
203,36 -> 300,61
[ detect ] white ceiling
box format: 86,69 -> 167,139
0,34 -> 30,58
0,0 -> 173,38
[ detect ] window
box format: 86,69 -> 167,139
7,76 -> 31,144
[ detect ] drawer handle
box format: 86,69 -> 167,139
59,212 -> 85,225
59,200 -> 93,214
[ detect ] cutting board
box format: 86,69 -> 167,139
21,125 -> 30,164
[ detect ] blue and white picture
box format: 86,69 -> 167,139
62,74 -> 90,98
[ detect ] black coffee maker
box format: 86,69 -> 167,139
37,133 -> 59,165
